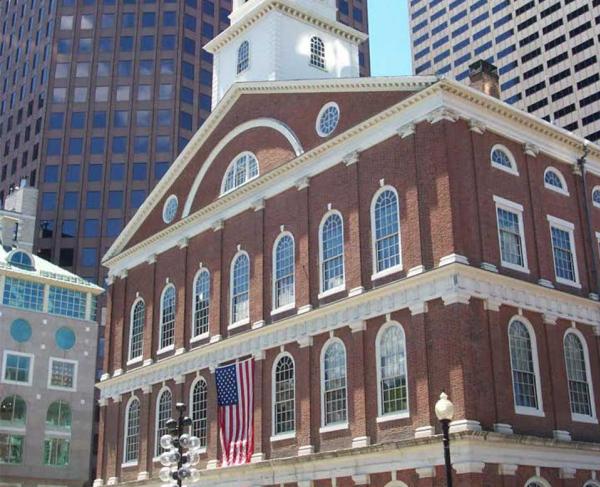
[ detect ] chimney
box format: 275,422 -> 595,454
468,59 -> 500,99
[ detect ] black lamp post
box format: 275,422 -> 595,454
435,392 -> 455,487
158,402 -> 202,487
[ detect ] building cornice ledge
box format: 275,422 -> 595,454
96,263 -> 600,399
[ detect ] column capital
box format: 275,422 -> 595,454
397,123 -> 416,138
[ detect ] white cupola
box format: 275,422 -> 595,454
203,0 -> 368,109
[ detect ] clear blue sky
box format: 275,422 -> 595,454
368,1 -> 413,76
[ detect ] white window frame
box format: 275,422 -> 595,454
127,297 -> 145,365
154,386 -> 172,459
547,215 -> 580,288
189,377 -> 208,453
236,40 -> 250,75
162,195 -> 178,224
318,210 -> 346,298
375,321 -> 409,422
525,477 -> 552,487
507,316 -> 544,417
271,352 -> 296,440
315,102 -> 340,138
319,337 -> 349,433
309,36 -> 326,70
190,268 -> 211,342
584,481 -> 600,487
157,284 -> 176,354
592,186 -> 600,209
370,186 -> 403,280
229,250 -> 251,329
271,232 -> 296,315
122,395 -> 140,466
47,358 -> 78,392
1,351 -> 34,387
220,151 -> 259,196
563,329 -> 597,423
493,195 -> 529,273
543,167 -> 569,196
490,144 -> 519,175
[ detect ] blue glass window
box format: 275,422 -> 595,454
10,319 -> 32,342
133,163 -> 147,180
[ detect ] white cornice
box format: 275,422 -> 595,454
204,0 -> 368,54
96,263 -> 600,399
102,78 -> 600,273
99,432 -> 600,487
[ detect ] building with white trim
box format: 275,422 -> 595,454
0,185 -> 104,487
95,0 -> 600,486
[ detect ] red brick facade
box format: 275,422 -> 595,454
96,82 -> 600,487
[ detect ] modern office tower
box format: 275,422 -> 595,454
0,185 -> 104,487
408,0 -> 600,143
0,0 -> 369,287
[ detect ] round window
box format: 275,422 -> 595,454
162,195 -> 178,224
55,327 -> 76,350
10,319 -> 32,343
316,102 -> 340,137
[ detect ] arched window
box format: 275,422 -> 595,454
508,319 -> 542,413
564,331 -> 596,419
46,400 -> 71,429
273,233 -> 295,311
192,269 -> 210,338
321,339 -> 347,427
155,388 -> 172,456
221,152 -> 259,195
376,323 -> 408,417
8,250 -> 34,270
525,477 -> 551,487
319,212 -> 344,294
310,36 -> 325,69
190,378 -> 208,448
491,144 -> 518,175
0,395 -> 26,424
544,167 -> 568,195
237,40 -> 249,74
230,252 -> 250,326
128,299 -> 145,362
159,285 -> 176,351
584,482 -> 600,487
372,187 -> 402,275
272,354 -> 295,436
123,397 -> 140,463
592,186 -> 600,208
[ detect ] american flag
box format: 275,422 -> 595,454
215,359 -> 255,466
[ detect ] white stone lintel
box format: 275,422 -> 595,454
414,425 -> 435,439
454,461 -> 485,474
351,436 -> 370,448
498,464 -> 518,476
416,466 -> 435,478
409,301 -> 428,315
250,452 -> 265,463
439,253 -> 469,267
493,423 -> 514,435
351,474 -> 370,485
449,419 -> 481,433
553,430 -> 572,442
407,265 -> 425,277
297,445 -> 314,456
349,320 -> 366,333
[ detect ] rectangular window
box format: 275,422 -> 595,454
3,277 -> 44,312
548,216 -> 579,286
43,438 -> 70,466
0,434 -> 24,464
2,351 -> 34,385
48,358 -> 77,390
494,196 -> 528,273
48,286 -> 87,319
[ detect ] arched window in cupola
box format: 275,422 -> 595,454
237,40 -> 250,74
310,36 -> 326,69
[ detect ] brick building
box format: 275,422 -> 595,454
95,1 -> 600,486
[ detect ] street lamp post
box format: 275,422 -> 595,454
435,392 -> 455,487
158,402 -> 202,487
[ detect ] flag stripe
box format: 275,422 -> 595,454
216,358 -> 254,466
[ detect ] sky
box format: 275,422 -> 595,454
368,1 -> 413,76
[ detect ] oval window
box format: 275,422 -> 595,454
316,102 -> 340,137
55,327 -> 76,350
163,195 -> 178,224
10,319 -> 32,343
